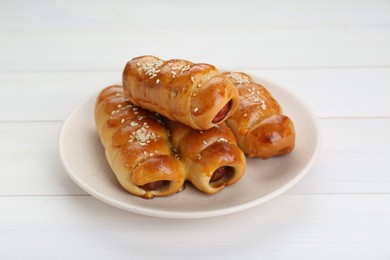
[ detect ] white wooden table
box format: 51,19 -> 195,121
1,1 -> 390,259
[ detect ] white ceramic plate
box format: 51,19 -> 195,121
59,75 -> 320,219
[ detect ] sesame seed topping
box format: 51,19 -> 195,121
193,107 -> 199,112
261,104 -> 267,110
149,153 -> 154,157
143,151 -> 148,156
197,154 -> 202,160
192,93 -> 197,97
218,137 -> 229,143
191,76 -> 195,83
156,79 -> 160,84
243,113 -> 248,117
117,104 -> 122,108
139,60 -> 164,79
131,126 -> 158,144
121,118 -> 125,124
200,131 -> 204,134
197,83 -> 202,87
130,121 -> 138,127
229,73 -> 250,84
140,142 -> 147,146
181,65 -> 191,73
202,140 -> 207,145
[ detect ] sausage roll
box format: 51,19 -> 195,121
122,55 -> 239,130
223,72 -> 296,159
168,120 -> 246,194
95,85 -> 186,199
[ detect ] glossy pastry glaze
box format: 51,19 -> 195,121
122,55 -> 239,130
95,85 -> 186,199
168,120 -> 246,194
224,72 -> 296,159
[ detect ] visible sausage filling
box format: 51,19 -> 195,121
140,180 -> 170,191
209,166 -> 234,185
212,100 -> 232,124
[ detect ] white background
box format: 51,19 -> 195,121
1,0 -> 390,259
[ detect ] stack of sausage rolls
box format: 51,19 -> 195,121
94,55 -> 295,199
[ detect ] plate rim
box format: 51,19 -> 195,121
58,76 -> 321,219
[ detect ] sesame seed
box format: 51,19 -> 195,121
197,83 -> 201,87
181,65 -> 190,73
149,153 -> 154,157
128,139 -> 133,143
140,142 -> 147,146
130,121 -> 138,127
121,118 -> 125,124
139,60 -> 163,79
143,151 -> 148,155
243,113 -> 248,117
117,104 -> 122,108
261,104 -> 267,110
156,79 -> 160,84
192,93 -> 197,97
134,111 -> 139,114
229,73 -> 250,84
193,107 -> 199,112
191,76 -> 195,83
202,141 -> 207,145
218,137 -> 228,143
200,131 -> 204,134
197,154 -> 202,160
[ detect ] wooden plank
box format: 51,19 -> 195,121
0,194 -> 389,259
0,122 -> 86,196
1,0 -> 390,30
0,26 -> 390,71
1,68 -> 389,121
288,118 -> 390,194
0,118 -> 389,195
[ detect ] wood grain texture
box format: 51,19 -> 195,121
1,28 -> 389,72
1,0 -> 390,29
0,195 -> 389,259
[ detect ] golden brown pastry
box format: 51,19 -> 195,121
168,120 -> 246,194
95,85 -> 186,199
122,55 -> 239,130
223,72 -> 295,159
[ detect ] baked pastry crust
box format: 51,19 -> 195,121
95,85 -> 186,199
224,72 -> 296,159
168,120 -> 246,194
122,55 -> 239,130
